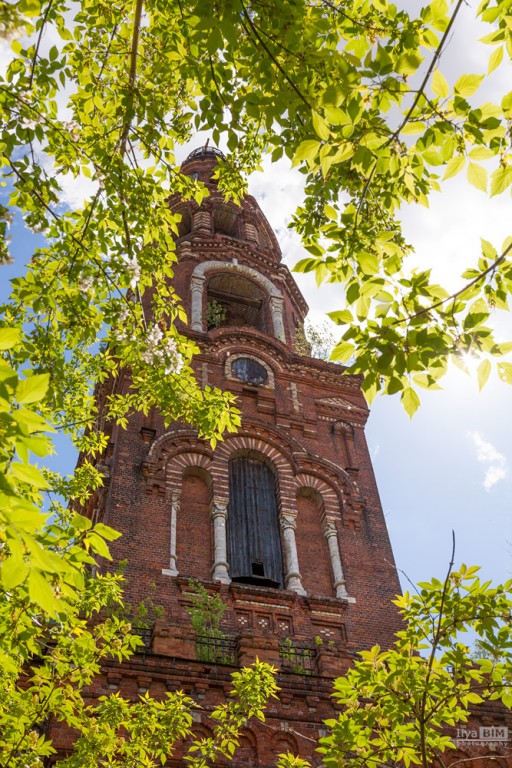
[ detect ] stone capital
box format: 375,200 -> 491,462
280,512 -> 297,532
211,498 -> 228,519
323,519 -> 338,539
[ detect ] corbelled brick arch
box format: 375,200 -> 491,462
269,731 -> 299,758
143,430 -> 213,493
295,454 -> 364,531
295,471 -> 340,521
211,432 -> 296,510
142,432 -> 214,578
164,448 -> 213,490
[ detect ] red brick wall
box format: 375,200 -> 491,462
177,472 -> 212,580
295,491 -> 332,598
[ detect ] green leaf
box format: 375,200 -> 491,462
328,310 -> 353,325
93,523 -> 122,541
413,374 -> 442,390
28,568 -> 58,613
312,111 -> 331,141
443,155 -> 465,180
481,239 -> 497,260
400,122 -> 426,136
467,162 -> 488,192
454,74 -> 484,96
1,556 -> 29,590
330,341 -> 355,363
469,147 -> 494,160
330,143 -> 354,164
490,165 -> 512,197
0,328 -> 20,350
477,359 -> 491,390
87,532 -> 112,560
488,46 -> 503,74
72,512 -> 92,531
498,362 -> 512,384
358,252 -> 379,275
16,373 -> 50,405
10,462 -> 50,489
293,140 -> 321,165
432,69 -> 449,99
293,258 -> 318,273
401,386 -> 420,418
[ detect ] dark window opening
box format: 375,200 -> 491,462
228,455 -> 283,589
231,358 -> 268,386
206,273 -> 267,332
176,209 -> 192,237
214,205 -> 239,238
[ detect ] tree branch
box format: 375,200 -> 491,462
239,0 -> 312,111
392,0 -> 465,140
119,0 -> 144,157
28,0 -> 54,89
395,240 -> 512,327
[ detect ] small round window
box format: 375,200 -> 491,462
231,358 -> 268,386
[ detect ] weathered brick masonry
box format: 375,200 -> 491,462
53,146 -> 511,767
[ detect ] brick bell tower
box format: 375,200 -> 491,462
89,146 -> 402,766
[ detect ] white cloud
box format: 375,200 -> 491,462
468,431 -> 508,491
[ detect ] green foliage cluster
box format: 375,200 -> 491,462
61,661 -> 280,768
0,329 -> 284,765
206,299 -> 227,330
185,580 -> 235,664
318,561 -> 512,768
1,0 -> 512,427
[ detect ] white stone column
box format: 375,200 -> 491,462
280,512 -> 306,595
324,520 -> 350,599
269,295 -> 286,341
162,491 -> 180,576
190,275 -> 205,332
211,498 -> 230,584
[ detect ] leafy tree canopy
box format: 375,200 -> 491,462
1,0 -> 512,425
319,560 -> 512,768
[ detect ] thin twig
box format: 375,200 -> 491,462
419,532 -> 456,768
355,0 -> 465,226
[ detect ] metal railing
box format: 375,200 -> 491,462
279,640 -> 316,674
186,146 -> 226,162
195,634 -> 237,665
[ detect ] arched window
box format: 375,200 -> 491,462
227,454 -> 283,588
206,273 -> 267,332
